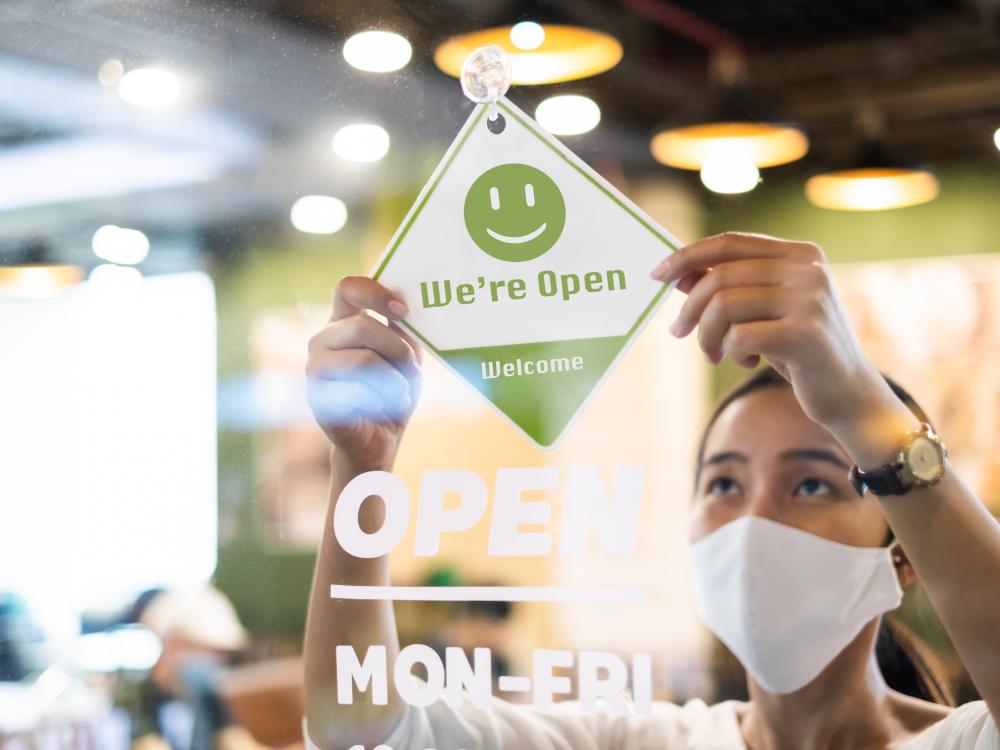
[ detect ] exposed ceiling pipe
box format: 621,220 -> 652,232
616,0 -> 745,55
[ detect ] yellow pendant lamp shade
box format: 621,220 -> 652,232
0,263 -> 83,299
434,25 -> 622,85
805,166 -> 939,211
650,121 -> 809,170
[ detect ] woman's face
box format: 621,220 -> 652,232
689,386 -> 890,547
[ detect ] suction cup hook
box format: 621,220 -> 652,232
461,44 -> 512,134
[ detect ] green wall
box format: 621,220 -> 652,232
214,233 -> 364,640
705,163 -> 1000,263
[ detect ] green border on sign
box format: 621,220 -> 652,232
372,99 -> 678,362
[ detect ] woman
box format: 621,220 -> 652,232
302,233 -> 1000,749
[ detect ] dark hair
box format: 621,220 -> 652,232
696,365 -> 953,705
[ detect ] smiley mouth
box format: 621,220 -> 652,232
485,223 -> 547,245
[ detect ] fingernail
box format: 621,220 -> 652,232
668,319 -> 682,337
388,300 -> 409,319
650,257 -> 671,281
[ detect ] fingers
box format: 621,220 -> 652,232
390,320 -> 423,365
650,232 -> 823,283
310,313 -> 419,376
697,287 -> 789,364
670,259 -> 790,337
722,320 -> 798,372
332,276 -> 409,322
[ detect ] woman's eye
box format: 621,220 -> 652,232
795,478 -> 833,497
706,477 -> 740,495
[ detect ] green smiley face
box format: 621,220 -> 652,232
464,163 -> 566,262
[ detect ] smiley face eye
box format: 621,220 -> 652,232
489,186 -> 500,210
524,183 -> 535,207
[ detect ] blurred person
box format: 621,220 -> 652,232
302,233 -> 1000,748
126,586 -> 257,750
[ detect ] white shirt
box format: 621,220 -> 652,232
306,696 -> 1000,750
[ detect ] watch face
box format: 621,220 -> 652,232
907,435 -> 944,483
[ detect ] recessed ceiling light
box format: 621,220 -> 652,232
535,95 -> 601,135
343,31 -> 412,73
290,195 -> 348,234
332,123 -> 390,162
117,67 -> 181,108
92,225 -> 150,265
509,21 -> 545,50
699,154 -> 760,194
98,58 -> 124,87
89,263 -> 143,286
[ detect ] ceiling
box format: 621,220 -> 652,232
0,0 -> 998,266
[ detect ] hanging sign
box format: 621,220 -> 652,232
371,60 -> 680,450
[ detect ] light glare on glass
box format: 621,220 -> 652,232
92,225 -> 150,265
117,68 -> 181,108
343,31 -> 412,73
510,21 -> 545,50
290,195 -> 348,234
535,95 -> 601,135
332,123 -> 391,162
994,127 -> 1000,152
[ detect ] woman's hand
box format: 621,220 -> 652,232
651,232 -> 896,436
306,276 -> 422,473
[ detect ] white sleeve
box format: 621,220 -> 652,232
303,697 -> 717,750
906,701 -> 1000,750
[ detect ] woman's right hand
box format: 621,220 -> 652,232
306,276 -> 422,472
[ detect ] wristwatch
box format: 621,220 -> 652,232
849,422 -> 948,496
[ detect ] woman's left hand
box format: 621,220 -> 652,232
651,232 -> 895,436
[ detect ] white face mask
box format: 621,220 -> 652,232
688,515 -> 903,694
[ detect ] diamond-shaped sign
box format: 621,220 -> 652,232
372,98 -> 679,449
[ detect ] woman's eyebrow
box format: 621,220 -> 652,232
779,448 -> 849,469
703,450 -> 749,466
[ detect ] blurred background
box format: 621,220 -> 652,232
1,0 -> 999,747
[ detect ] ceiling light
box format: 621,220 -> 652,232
509,21 -> 545,50
290,195 -> 348,234
994,126 -> 1000,152
98,58 -> 124,87
805,168 -> 939,211
0,264 -> 83,299
805,108 -> 939,211
92,225 -> 150,265
699,152 -> 760,194
117,67 -> 181,108
651,122 -> 808,170
343,31 -> 412,73
650,51 -> 808,174
535,94 -> 601,136
89,263 -> 143,286
332,123 -> 390,162
435,25 -> 622,84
